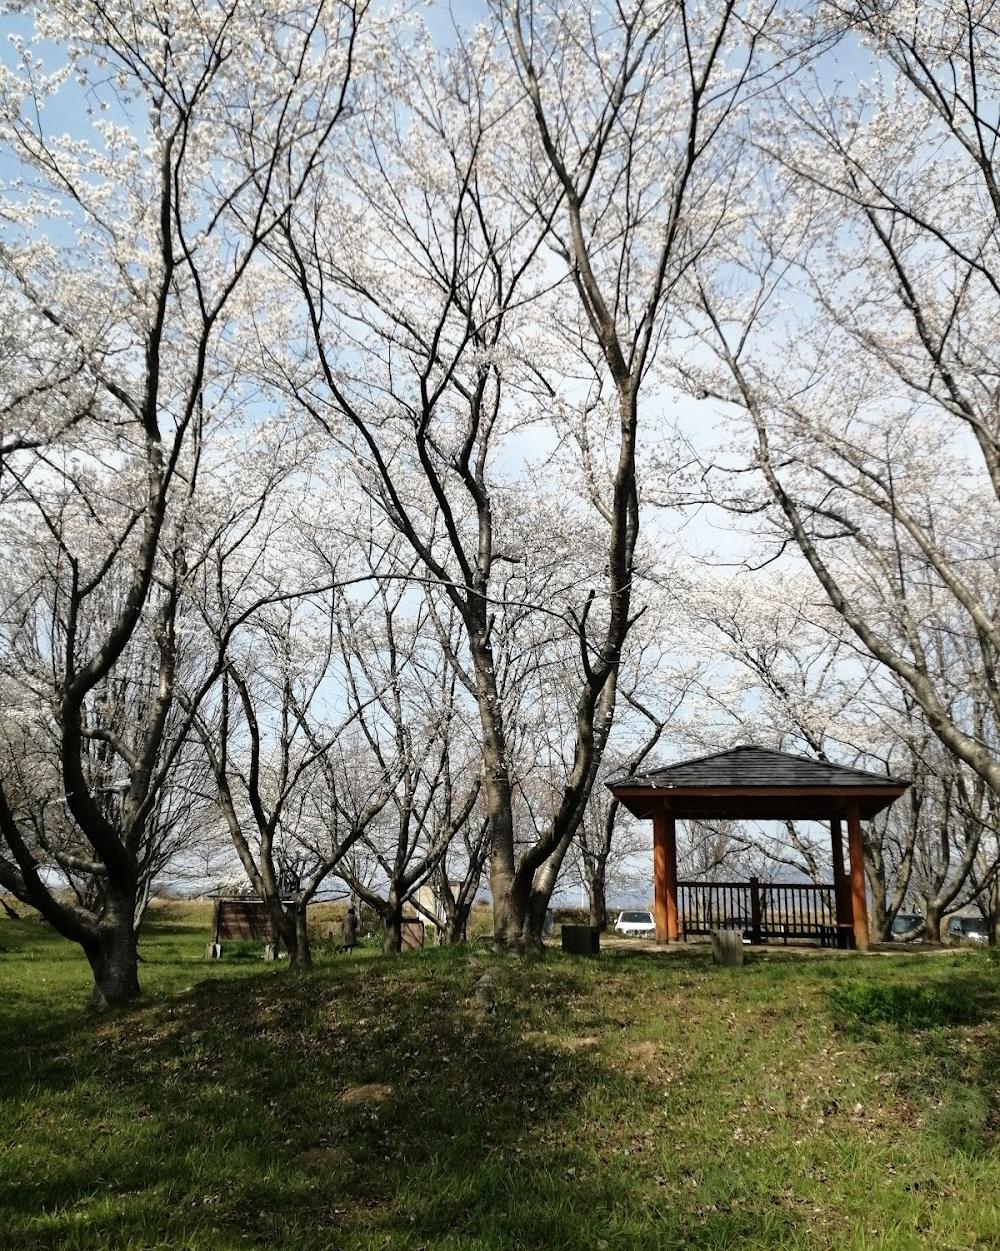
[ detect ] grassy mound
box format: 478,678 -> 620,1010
1,911 -> 998,1250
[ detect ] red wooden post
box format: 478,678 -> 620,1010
652,807 -> 679,943
829,817 -> 851,949
846,803 -> 870,952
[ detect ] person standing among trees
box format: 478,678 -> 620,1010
340,906 -> 359,954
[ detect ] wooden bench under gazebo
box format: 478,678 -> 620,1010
608,746 -> 909,952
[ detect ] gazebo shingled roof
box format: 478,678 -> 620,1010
616,744 -> 907,790
610,745 -> 908,823
607,745 -> 911,950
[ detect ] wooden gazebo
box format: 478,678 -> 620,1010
608,746 -> 909,952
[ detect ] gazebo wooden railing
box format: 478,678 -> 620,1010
679,877 -> 845,947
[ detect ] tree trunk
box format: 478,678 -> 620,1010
267,908 -> 285,956
0,896 -> 19,920
84,892 -> 141,1010
382,903 -> 403,955
865,853 -> 891,941
869,885 -> 889,943
523,825 -> 579,949
443,902 -> 471,944
588,859 -> 608,931
263,897 -> 306,967
491,872 -> 536,952
923,900 -> 945,943
469,628 -> 526,953
288,908 -> 312,970
524,888 -> 551,950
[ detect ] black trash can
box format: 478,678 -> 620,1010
561,924 -> 600,955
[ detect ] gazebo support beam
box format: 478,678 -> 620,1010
829,817 -> 852,949
652,808 -> 679,943
846,803 -> 870,952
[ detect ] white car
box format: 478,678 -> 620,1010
614,909 -> 656,937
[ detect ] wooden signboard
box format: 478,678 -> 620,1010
206,898 -> 274,958
400,918 -> 425,951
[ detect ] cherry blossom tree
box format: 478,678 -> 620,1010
0,0 -> 365,1006
0,634 -> 217,934
269,1 -> 797,949
688,0 -> 1000,809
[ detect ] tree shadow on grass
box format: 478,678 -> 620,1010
828,977 -> 982,1034
0,945 -> 826,1251
10,940 -> 999,1249
826,960 -> 1000,1158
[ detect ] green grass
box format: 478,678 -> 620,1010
1,911 -> 998,1250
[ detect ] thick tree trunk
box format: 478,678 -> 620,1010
468,627 -> 527,953
263,897 -> 310,969
524,888 -> 552,950
523,825 -> 580,949
382,903 -> 403,955
923,900 -> 945,943
1,896 -> 19,920
864,848 -> 892,941
869,883 -> 890,943
288,908 -> 312,970
502,826 -> 579,952
491,872 -> 537,951
491,873 -> 528,948
267,908 -> 285,956
442,902 -> 471,944
84,893 -> 141,1010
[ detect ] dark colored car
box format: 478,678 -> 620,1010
891,913 -> 922,939
947,916 -> 990,944
719,916 -> 760,945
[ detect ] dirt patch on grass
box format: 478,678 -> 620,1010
620,1039 -> 660,1072
521,1030 -> 602,1052
555,1034 -> 601,1052
339,1082 -> 394,1105
296,1144 -> 348,1171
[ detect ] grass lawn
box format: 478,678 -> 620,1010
1,909 -> 998,1250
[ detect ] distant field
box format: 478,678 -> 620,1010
1,905 -> 998,1250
